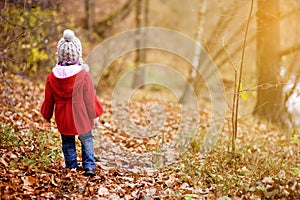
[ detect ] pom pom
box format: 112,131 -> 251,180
63,29 -> 75,42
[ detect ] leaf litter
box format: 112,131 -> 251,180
0,72 -> 299,199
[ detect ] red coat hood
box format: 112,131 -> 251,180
48,70 -> 86,99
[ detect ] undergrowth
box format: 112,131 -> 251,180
172,122 -> 300,199
0,123 -> 62,171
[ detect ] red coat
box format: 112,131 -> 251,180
41,70 -> 103,135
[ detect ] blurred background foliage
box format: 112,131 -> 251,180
0,0 -> 73,78
2,0 -> 300,129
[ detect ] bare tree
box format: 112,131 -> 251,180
179,0 -> 207,103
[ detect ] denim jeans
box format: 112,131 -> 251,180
61,130 -> 95,170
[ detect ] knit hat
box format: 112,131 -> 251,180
56,29 -> 83,64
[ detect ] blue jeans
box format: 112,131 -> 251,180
61,130 -> 95,170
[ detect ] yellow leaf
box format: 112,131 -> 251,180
238,83 -> 248,101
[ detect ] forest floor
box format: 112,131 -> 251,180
0,72 -> 299,199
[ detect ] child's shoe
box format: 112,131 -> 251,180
84,168 -> 95,177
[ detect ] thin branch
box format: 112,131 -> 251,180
204,1 -> 243,53
203,13 -> 256,70
279,43 -> 300,56
232,0 -> 254,152
0,67 -> 14,106
216,34 -> 237,112
279,7 -> 300,20
0,67 -> 13,89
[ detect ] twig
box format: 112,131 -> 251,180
216,34 -> 237,112
232,0 -> 254,152
0,67 -> 13,89
0,67 -> 14,106
232,68 -> 237,151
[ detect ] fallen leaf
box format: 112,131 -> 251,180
51,174 -> 58,187
262,177 -> 273,184
25,176 -> 36,186
98,185 -> 109,196
0,157 -> 8,167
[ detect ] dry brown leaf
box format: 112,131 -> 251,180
23,176 -> 36,186
51,174 -> 58,187
98,185 -> 110,196
0,157 -> 8,167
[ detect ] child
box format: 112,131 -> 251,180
41,29 -> 103,176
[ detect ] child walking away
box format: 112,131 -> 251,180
41,29 -> 104,177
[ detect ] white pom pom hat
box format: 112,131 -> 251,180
56,29 -> 83,64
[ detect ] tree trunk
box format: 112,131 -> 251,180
85,0 -> 94,32
254,0 -> 283,124
132,0 -> 147,88
180,0 -> 206,103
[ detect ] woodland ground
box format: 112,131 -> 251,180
0,72 -> 299,199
